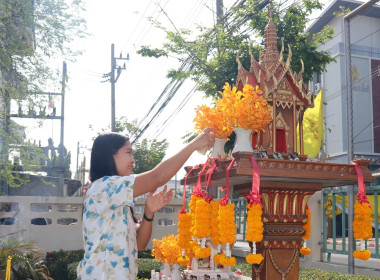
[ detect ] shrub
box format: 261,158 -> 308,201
137,258 -> 161,279
138,249 -> 154,259
45,249 -> 84,280
67,261 -> 80,280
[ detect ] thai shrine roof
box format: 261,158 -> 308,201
236,15 -> 313,108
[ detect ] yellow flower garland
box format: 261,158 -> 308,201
300,205 -> 312,255
210,200 -> 221,245
218,203 -> 236,244
245,203 -> 264,264
246,253 -> 264,264
177,255 -> 190,266
189,195 -> 202,236
353,201 -> 372,260
177,212 -> 192,249
214,253 -> 224,265
194,198 -> 211,238
246,203 -> 263,242
219,254 -> 237,266
300,247 -> 311,255
193,244 -> 212,259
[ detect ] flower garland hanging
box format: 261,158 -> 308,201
352,161 -> 373,261
189,194 -> 202,236
177,212 -> 192,249
245,203 -> 264,264
300,205 -> 311,255
216,203 -> 237,266
193,198 -> 212,259
244,157 -> 264,265
210,200 -> 221,246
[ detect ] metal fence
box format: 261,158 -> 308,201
322,185 -> 380,260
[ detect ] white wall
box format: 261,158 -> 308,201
0,196 -> 183,252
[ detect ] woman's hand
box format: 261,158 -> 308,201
192,127 -> 215,154
144,185 -> 174,217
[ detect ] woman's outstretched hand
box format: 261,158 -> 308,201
144,185 -> 174,215
193,127 -> 215,154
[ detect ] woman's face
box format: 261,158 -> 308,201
113,141 -> 135,176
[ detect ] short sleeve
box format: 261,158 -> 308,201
86,175 -> 136,210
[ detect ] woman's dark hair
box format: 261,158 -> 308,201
90,133 -> 129,182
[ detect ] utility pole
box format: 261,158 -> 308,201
59,61 -> 67,194
108,44 -> 129,132
344,0 -> 378,274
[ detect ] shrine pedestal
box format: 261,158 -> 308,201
181,152 -> 375,280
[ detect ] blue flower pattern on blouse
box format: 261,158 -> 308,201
76,175 -> 137,279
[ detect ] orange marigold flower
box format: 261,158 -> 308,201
302,206 -> 311,240
246,253 -> 264,264
300,247 -> 311,255
353,202 -> 373,240
353,249 -> 371,261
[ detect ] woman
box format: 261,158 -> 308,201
77,128 -> 214,279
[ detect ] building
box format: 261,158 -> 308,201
307,0 -> 380,169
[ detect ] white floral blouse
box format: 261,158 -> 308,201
76,175 -> 138,279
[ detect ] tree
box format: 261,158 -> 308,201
137,0 -> 334,99
0,0 -> 87,189
95,117 -> 169,174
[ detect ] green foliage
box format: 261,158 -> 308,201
133,138 -> 169,174
138,0 -> 335,99
94,117 -> 169,174
45,249 -> 84,280
137,258 -> 161,279
67,261 -> 79,280
138,249 -> 154,259
0,237 -> 52,279
0,0 -> 87,189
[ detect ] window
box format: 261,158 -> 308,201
157,218 -> 174,226
31,204 -> 52,212
31,218 -> 52,225
57,218 -> 78,225
0,203 -> 19,212
57,205 -> 79,212
0,218 -> 17,225
157,206 -> 175,214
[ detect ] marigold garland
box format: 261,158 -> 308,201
177,255 -> 190,266
300,205 -> 312,255
210,200 -> 221,245
353,202 -> 372,240
300,247 -> 311,255
302,206 -> 311,240
246,253 -> 264,264
213,253 -> 225,265
353,201 -> 372,260
177,212 -> 192,249
219,255 -> 237,266
189,195 -> 202,236
246,203 -> 263,242
353,249 -> 371,261
194,199 -> 211,238
193,244 -> 212,259
218,203 -> 236,244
